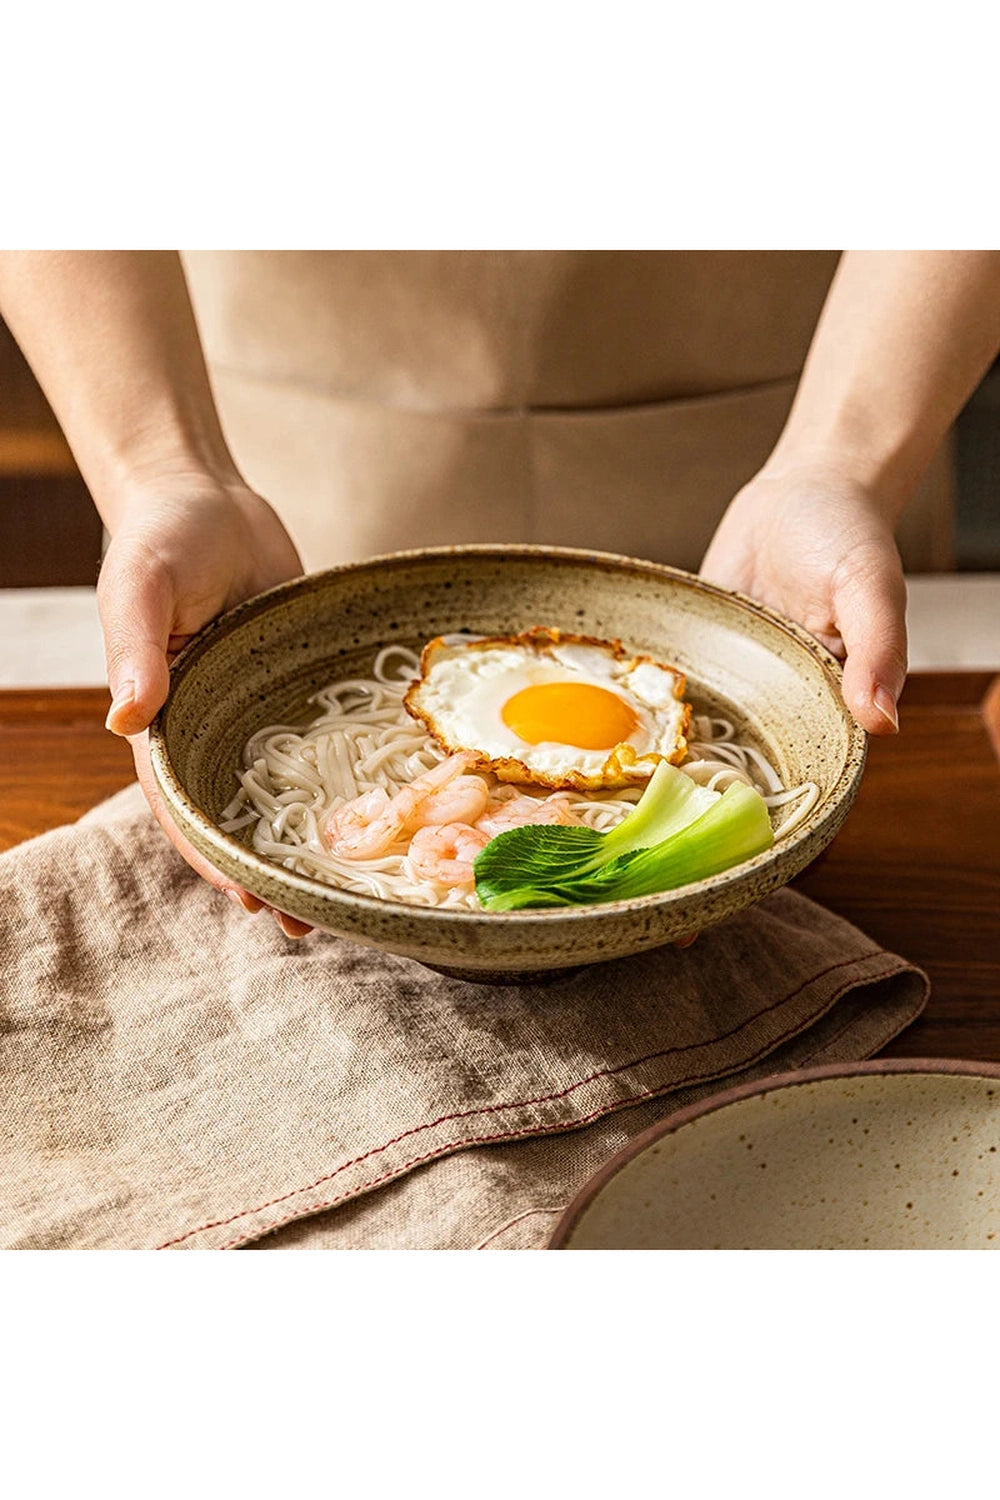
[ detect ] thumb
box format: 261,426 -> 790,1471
97,541 -> 175,737
835,547 -> 908,736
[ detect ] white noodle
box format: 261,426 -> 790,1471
218,645 -> 820,905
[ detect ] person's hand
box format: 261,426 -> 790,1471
99,476 -> 312,936
700,462 -> 907,735
100,477 -> 302,734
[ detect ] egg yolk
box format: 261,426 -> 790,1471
501,681 -> 640,749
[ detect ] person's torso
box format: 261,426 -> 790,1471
179,250 -> 951,575
183,249 -> 840,411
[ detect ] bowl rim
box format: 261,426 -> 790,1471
148,543 -> 868,927
546,1056 -> 1000,1248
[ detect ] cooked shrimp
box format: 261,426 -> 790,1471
406,775 -> 491,830
323,752 -> 484,859
323,787 -> 392,849
407,823 -> 491,887
475,793 -> 582,838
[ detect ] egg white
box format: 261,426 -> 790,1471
403,628 -> 691,790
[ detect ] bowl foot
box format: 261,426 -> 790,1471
419,961 -> 585,986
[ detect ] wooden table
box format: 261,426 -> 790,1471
2,675 -> 999,1059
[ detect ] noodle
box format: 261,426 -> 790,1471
219,647 -> 820,905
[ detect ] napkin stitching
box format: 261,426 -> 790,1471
218,1081 -> 701,1247
157,950 -> 884,1249
796,971 -> 929,1067
166,957 -> 907,1250
216,969 -> 888,1250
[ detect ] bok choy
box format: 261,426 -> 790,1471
473,760 -> 774,911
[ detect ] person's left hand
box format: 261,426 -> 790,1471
700,460 -> 907,735
97,474 -> 314,937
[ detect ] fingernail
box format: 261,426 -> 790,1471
874,685 -> 899,732
105,680 -> 135,732
275,912 -> 309,939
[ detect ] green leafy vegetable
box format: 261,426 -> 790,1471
473,760 -> 774,911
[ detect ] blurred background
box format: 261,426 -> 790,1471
2,261 -> 998,684
1,316 -> 104,589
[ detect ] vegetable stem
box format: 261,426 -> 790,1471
474,761 -> 774,911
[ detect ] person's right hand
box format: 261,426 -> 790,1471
99,477 -> 302,735
98,476 -> 310,932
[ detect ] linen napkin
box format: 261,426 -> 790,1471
0,784 -> 928,1250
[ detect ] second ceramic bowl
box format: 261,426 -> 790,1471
549,1060 -> 1000,1249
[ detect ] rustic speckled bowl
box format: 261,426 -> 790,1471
148,545 -> 866,980
549,1060 -> 1000,1249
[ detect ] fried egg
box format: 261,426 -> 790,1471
403,627 -> 691,790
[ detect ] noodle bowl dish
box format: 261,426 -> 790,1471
148,546 -> 867,980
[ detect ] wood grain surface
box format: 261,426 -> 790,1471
2,675 -> 998,1059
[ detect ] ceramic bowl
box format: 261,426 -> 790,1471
549,1060 -> 1000,1249
148,544 -> 866,980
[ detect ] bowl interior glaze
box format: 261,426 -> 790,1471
148,546 -> 866,978
549,1062 -> 1000,1250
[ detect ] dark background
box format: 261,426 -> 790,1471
2,315 -> 998,588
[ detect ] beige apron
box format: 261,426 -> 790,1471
181,251 -> 953,574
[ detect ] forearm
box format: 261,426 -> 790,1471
0,250 -> 240,528
768,249 -> 1000,517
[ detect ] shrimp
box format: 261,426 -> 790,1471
407,823 -> 491,887
323,752 -> 486,859
475,792 -> 582,839
406,775 -> 490,831
323,786 -> 393,851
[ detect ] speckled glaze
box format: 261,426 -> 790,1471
549,1060 -> 1000,1249
148,545 -> 867,980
